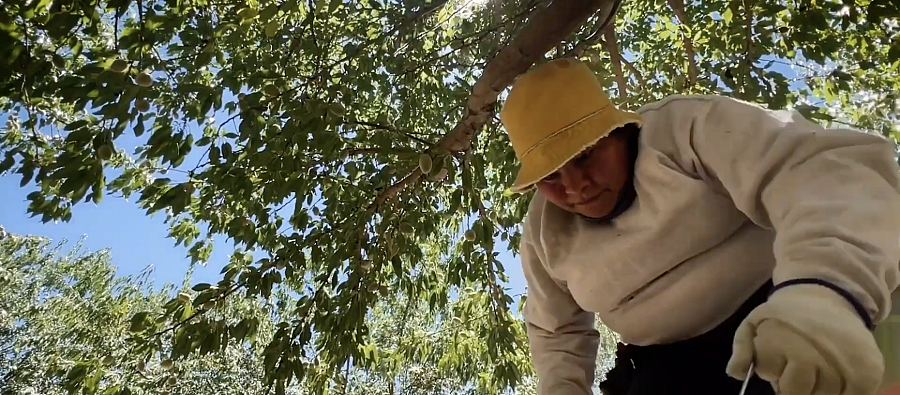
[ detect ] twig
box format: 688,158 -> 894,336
563,16 -> 606,58
394,295 -> 416,348
152,282 -> 246,336
395,0 -> 473,55
741,0 -> 754,96
307,0 -> 321,68
354,169 -> 423,264
138,0 -> 145,69
114,13 -> 120,49
463,152 -> 489,221
666,0 -> 698,87
273,196 -> 296,214
621,58 -> 646,90
19,21 -> 39,140
602,25 -> 627,97
343,147 -> 416,156
344,121 -> 432,146
152,48 -> 179,85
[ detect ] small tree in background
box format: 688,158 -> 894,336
0,233 -> 296,395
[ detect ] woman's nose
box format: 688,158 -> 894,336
559,166 -> 592,197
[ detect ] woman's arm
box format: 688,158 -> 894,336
877,289 -> 900,389
520,228 -> 600,395
669,95 -> 900,323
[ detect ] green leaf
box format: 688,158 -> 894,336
3,2 -> 899,393
65,120 -> 89,131
129,311 -> 150,332
328,0 -> 342,13
889,42 -> 900,64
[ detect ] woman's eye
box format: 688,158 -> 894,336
574,151 -> 591,165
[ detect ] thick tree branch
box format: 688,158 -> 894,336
405,4 -> 538,78
353,0 -> 617,266
436,0 -> 611,153
602,25 -> 627,97
666,0 -> 698,87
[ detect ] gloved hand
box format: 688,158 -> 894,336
727,284 -> 884,395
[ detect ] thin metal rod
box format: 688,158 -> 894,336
738,362 -> 755,395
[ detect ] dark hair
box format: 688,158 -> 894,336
609,122 -> 640,140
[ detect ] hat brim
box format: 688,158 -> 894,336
510,108 -> 642,194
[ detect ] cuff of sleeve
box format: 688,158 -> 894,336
771,278 -> 876,330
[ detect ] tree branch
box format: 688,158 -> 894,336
563,16 -> 606,58
602,25 -> 627,97
666,0 -> 698,87
404,1 -> 544,76
350,0 -> 618,282
355,169 -> 423,264
396,0 -> 470,55
153,282 -> 245,336
343,120 -> 433,146
436,0 -> 611,153
343,148 -> 415,157
320,0 -> 450,78
741,0 -> 754,96
621,57 -> 646,90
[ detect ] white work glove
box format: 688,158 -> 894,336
727,284 -> 884,395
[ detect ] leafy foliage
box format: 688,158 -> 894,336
1,233 -> 565,395
2,0 -> 900,393
0,233 -> 295,395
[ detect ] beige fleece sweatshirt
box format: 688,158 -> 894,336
520,95 -> 900,395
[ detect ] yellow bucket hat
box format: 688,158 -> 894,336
499,58 -> 643,193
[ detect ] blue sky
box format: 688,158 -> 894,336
0,170 -> 529,294
0,15 -> 536,297
0,89 -> 529,295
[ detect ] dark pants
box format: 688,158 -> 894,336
598,281 -> 776,395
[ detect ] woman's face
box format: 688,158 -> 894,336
536,130 -> 632,219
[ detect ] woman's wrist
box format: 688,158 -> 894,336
770,278 -> 875,330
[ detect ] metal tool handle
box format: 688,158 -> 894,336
738,362 -> 755,395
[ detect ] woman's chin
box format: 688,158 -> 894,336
575,200 -> 616,219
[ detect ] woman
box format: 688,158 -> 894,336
499,58 -> 900,395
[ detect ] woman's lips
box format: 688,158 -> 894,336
573,190 -> 609,206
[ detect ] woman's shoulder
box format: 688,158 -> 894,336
635,94 -> 762,115
522,192 -> 579,244
521,192 -> 547,239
